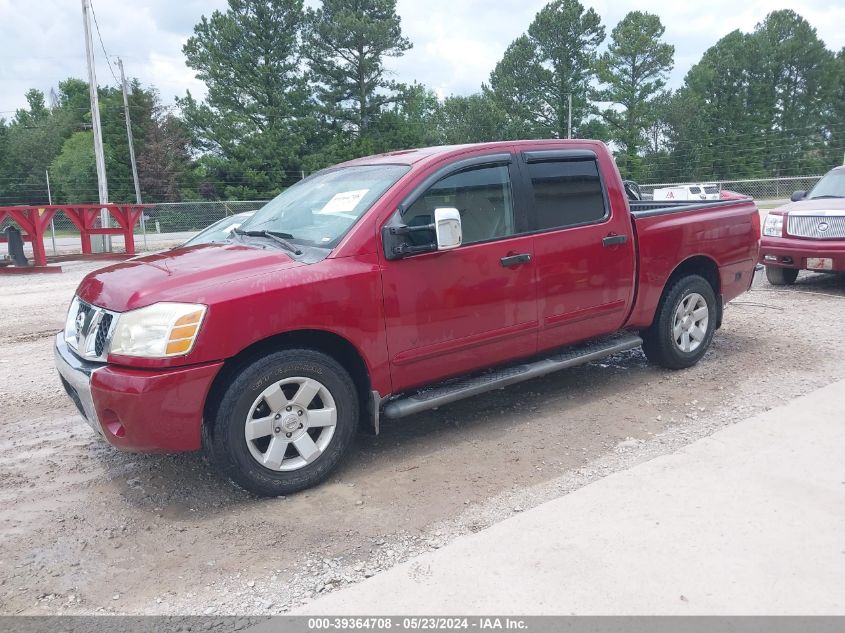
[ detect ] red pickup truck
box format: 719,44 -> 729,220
760,165 -> 845,284
55,140 -> 760,496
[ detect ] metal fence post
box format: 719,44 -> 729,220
45,170 -> 58,255
140,211 -> 147,250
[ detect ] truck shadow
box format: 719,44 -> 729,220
755,270 -> 845,296
97,348 -> 658,514
792,271 -> 845,295
102,328 -> 775,521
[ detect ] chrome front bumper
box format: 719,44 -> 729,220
54,333 -> 104,436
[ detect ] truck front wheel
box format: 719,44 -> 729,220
765,266 -> 799,286
208,349 -> 358,497
641,275 -> 717,370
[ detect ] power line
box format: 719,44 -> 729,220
0,103 -> 177,115
88,0 -> 119,85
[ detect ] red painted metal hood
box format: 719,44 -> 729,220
77,243 -> 304,312
780,198 -> 845,213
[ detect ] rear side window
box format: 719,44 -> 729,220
526,160 -> 606,231
689,186 -> 701,194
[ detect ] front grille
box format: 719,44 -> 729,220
95,313 -> 113,356
77,300 -> 92,322
67,298 -> 117,361
787,215 -> 845,239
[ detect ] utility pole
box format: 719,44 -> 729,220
567,94 -> 572,139
81,0 -> 110,251
118,58 -> 146,249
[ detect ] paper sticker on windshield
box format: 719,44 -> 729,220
320,189 -> 369,214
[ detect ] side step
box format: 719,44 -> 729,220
383,331 -> 643,419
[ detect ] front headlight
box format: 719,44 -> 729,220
109,302 -> 207,358
763,214 -> 784,237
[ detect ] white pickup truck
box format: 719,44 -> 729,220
654,184 -> 721,201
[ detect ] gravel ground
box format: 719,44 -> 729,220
1,261 -> 844,616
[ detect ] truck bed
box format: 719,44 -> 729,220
624,197 -> 761,330
629,199 -> 745,218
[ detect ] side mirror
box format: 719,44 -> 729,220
791,190 -> 806,202
381,207 -> 463,260
434,208 -> 462,250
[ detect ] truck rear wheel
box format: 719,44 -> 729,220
765,266 -> 799,286
641,275 -> 717,370
208,349 -> 358,497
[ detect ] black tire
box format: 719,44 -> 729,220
765,266 -> 799,286
208,349 -> 358,497
641,275 -> 717,370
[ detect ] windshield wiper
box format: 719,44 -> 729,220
808,195 -> 844,200
233,229 -> 302,255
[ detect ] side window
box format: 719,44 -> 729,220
403,165 -> 515,245
526,159 -> 607,231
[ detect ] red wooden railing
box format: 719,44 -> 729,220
0,204 -> 147,267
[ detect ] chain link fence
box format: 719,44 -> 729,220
639,175 -> 823,202
39,200 -> 270,235
0,175 -> 829,258
2,200 -> 271,258
137,200 -> 270,234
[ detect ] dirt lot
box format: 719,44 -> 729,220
1,261 -> 844,615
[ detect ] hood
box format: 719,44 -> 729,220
77,242 -> 305,312
780,198 -> 845,214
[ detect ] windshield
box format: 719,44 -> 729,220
241,165 -> 410,247
808,170 -> 845,199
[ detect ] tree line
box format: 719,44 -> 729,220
1,0 -> 843,206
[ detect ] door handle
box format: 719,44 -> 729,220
500,253 -> 532,268
602,234 -> 628,247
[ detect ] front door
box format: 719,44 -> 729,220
380,157 -> 538,393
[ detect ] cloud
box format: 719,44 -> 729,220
1,0 -> 843,117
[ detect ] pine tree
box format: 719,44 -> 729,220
594,11 -> 674,179
305,0 -> 411,137
180,0 -> 311,198
489,0 -> 605,138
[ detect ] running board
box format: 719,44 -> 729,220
382,332 -> 643,419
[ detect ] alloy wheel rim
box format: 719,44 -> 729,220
244,377 -> 337,472
673,293 -> 709,353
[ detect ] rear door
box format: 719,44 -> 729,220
518,149 -> 636,351
380,153 -> 538,393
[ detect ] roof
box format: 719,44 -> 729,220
337,139 -> 606,168
338,144 -> 470,167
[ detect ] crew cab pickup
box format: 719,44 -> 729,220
55,140 -> 760,496
760,165 -> 845,284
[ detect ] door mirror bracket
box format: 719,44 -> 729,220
382,208 -> 463,260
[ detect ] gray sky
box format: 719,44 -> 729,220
1,0 -> 843,117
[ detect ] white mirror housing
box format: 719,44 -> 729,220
434,208 -> 462,251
